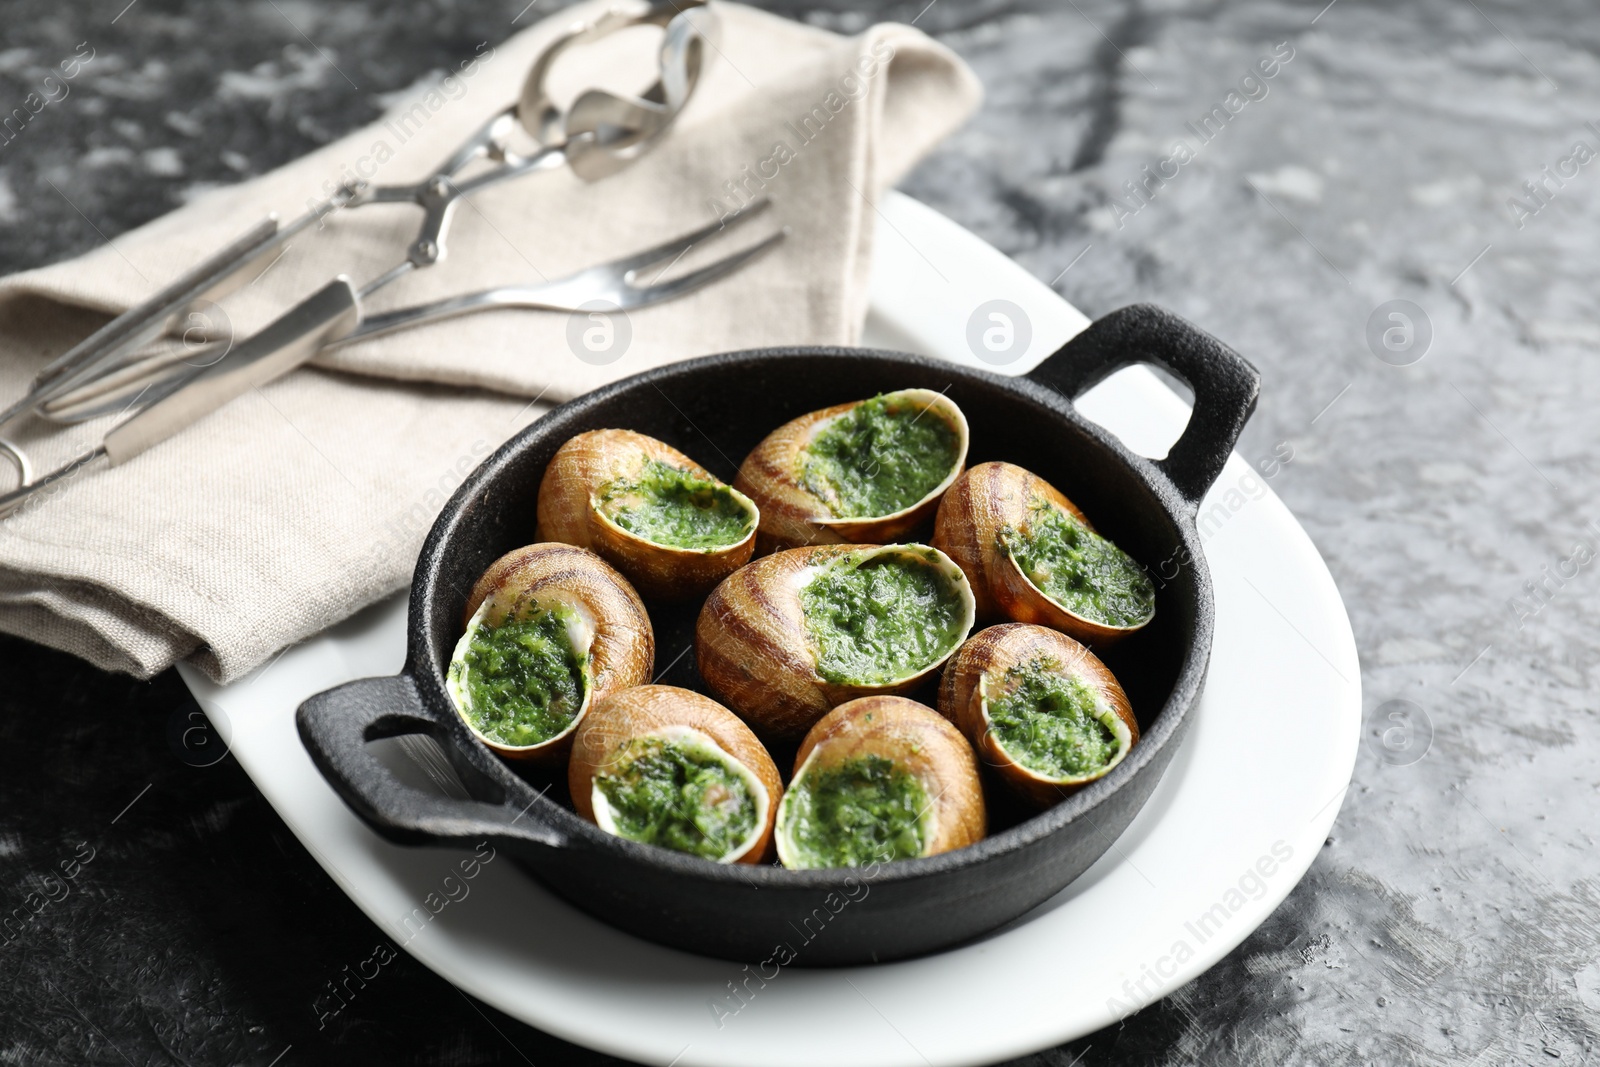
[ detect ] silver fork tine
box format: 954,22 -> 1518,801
602,198 -> 773,278
618,225 -> 787,309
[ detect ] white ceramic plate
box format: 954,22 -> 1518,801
179,191 -> 1361,1067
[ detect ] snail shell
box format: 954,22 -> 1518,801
776,695 -> 985,868
536,428 -> 758,601
695,543 -> 976,742
937,624 -> 1138,808
451,543 -> 654,764
568,685 -> 782,864
733,389 -> 970,551
931,461 -> 1155,646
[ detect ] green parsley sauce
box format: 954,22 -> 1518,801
799,393 -> 960,518
449,606 -> 586,748
597,458 -> 753,551
782,755 -> 927,868
985,657 -> 1123,779
1003,502 -> 1156,628
594,736 -> 758,860
799,550 -> 967,685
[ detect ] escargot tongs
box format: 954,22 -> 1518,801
0,0 -> 754,516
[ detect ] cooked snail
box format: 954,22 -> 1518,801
449,543 -> 654,763
931,461 -> 1155,645
537,428 -> 758,601
938,624 -> 1138,807
696,543 -> 976,742
775,695 -> 985,869
733,389 -> 969,550
569,685 -> 782,864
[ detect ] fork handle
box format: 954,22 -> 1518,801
327,286 -> 560,347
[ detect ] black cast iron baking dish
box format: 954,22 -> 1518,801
296,303 -> 1258,966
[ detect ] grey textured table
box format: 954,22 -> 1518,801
1,1 -> 1595,1064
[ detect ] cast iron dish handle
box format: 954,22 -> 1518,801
298,674 -> 570,850
1027,303 -> 1260,508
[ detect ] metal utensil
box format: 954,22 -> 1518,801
38,201 -> 785,424
0,200 -> 783,516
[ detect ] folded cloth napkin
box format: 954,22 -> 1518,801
0,1 -> 979,681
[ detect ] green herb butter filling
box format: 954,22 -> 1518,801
798,549 -> 969,686
448,605 -> 587,748
984,657 -> 1126,780
799,393 -> 960,518
1002,502 -> 1156,628
780,755 -> 927,868
594,734 -> 760,861
597,458 -> 754,551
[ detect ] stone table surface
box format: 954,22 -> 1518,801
1,0 -> 1597,1064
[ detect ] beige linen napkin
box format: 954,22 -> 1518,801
0,1 -> 980,681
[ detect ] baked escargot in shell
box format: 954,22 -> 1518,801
776,695 -> 986,869
569,685 -> 783,864
696,543 -> 975,742
537,428 -> 758,601
938,623 -> 1138,806
448,543 -> 654,763
932,461 -> 1155,646
733,389 -> 969,551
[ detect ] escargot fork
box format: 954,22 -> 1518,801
0,203 -> 785,517
335,197 -> 786,345
39,199 -> 786,422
